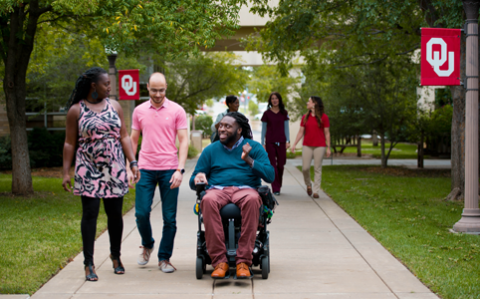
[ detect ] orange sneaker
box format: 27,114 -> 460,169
211,262 -> 229,278
236,262 -> 251,278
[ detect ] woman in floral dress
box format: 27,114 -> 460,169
62,67 -> 140,281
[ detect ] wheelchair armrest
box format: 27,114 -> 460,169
257,185 -> 279,207
195,183 -> 207,198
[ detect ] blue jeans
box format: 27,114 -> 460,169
135,169 -> 179,261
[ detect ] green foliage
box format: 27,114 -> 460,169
160,52 -> 248,114
194,114 -> 213,137
27,128 -> 65,169
247,65 -> 299,106
0,174 -> 136,294
0,135 -> 11,170
205,99 -> 214,108
187,144 -> 199,158
317,165 -> 480,299
297,56 -> 418,166
248,100 -> 259,116
26,32 -> 149,109
0,129 -> 65,170
435,88 -> 453,108
0,0 -> 245,58
342,141 -> 422,159
286,150 -> 302,159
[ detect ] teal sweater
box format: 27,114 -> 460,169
189,138 -> 275,190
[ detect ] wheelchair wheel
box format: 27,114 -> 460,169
196,257 -> 204,279
268,250 -> 271,273
261,257 -> 269,279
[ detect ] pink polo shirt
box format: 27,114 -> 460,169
132,98 -> 188,170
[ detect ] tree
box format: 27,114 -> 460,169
248,100 -> 259,116
247,65 -> 299,104
159,52 -> 248,115
299,54 -> 418,167
0,0 -> 244,195
248,0 -> 469,199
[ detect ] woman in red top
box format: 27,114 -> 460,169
291,96 -> 331,198
261,92 -> 290,195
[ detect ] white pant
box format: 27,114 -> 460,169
302,146 -> 326,194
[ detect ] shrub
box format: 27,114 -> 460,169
0,128 -> 66,170
28,128 -> 65,168
195,115 -> 213,137
0,135 -> 12,170
188,144 -> 199,158
286,150 -> 302,159
248,100 -> 259,116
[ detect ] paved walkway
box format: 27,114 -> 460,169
27,160 -> 439,299
289,157 -> 451,169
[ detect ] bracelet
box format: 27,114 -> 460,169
130,160 -> 138,168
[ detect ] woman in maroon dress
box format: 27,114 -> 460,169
261,92 -> 290,195
291,96 -> 331,198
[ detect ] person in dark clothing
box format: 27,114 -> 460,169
261,92 -> 290,195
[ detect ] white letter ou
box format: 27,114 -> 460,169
426,38 -> 455,77
121,75 -> 137,96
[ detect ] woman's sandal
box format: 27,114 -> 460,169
306,186 -> 313,196
110,254 -> 125,274
85,263 -> 98,281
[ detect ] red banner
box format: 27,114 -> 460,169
119,69 -> 140,100
421,28 -> 461,86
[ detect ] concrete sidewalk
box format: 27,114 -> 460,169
28,160 -> 439,299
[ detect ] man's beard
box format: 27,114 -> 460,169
220,130 -> 238,146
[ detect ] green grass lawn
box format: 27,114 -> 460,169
311,165 -> 479,299
0,174 -> 135,295
341,141 -> 422,159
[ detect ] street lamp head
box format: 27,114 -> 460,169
463,0 -> 480,20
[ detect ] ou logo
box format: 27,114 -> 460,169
426,38 -> 455,77
121,75 -> 137,96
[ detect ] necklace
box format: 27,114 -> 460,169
85,98 -> 104,105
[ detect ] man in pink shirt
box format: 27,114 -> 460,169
127,72 -> 188,273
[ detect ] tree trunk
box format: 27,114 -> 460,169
448,30 -> 467,201
357,136 -> 361,157
372,130 -> 378,146
418,132 -> 424,169
380,134 -> 387,168
1,3 -> 47,195
4,85 -> 33,195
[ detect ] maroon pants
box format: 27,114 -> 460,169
266,142 -> 287,193
200,187 -> 262,267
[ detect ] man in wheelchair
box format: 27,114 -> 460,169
189,112 -> 275,279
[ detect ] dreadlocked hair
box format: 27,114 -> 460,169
303,96 -> 325,128
66,67 -> 108,110
225,112 -> 253,139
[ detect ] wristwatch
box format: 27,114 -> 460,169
176,168 -> 185,174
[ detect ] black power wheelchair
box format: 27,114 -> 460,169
194,183 -> 278,279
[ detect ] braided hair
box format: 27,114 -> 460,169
303,96 -> 324,128
225,112 -> 253,139
66,67 -> 108,110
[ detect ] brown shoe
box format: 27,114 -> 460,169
313,193 -> 319,198
306,186 -> 312,196
211,262 -> 229,278
236,262 -> 251,278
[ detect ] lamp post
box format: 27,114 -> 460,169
107,53 -> 118,100
453,0 -> 480,233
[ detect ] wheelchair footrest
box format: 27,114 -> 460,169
212,271 -> 231,280
233,268 -> 253,280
